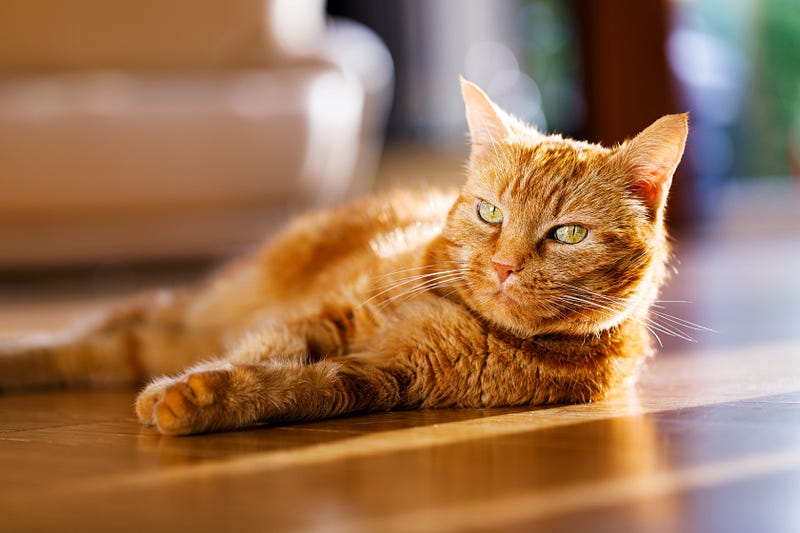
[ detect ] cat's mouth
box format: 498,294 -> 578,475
493,289 -> 516,304
487,285 -> 528,312
487,284 -> 567,320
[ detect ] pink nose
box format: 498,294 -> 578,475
492,261 -> 518,284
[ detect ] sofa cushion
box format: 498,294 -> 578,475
0,0 -> 325,70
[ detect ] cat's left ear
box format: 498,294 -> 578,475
616,113 -> 689,217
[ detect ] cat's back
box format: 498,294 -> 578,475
264,188 -> 455,285
185,188 -> 456,329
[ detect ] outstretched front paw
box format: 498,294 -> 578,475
135,370 -> 232,435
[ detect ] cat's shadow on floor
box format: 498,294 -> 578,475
136,405 -> 539,466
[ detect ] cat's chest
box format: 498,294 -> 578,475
476,331 -> 614,406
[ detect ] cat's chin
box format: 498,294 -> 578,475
490,288 -> 518,306
466,289 -> 552,338
469,288 -> 629,339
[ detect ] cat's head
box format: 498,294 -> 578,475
438,78 -> 688,338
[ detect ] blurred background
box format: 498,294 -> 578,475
1,0 -> 799,351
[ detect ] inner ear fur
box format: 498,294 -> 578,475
615,113 -> 689,216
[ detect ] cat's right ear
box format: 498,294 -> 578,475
460,77 -> 512,167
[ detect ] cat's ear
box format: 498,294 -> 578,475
460,77 -> 513,167
616,113 -> 689,217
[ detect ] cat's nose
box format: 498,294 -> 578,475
492,260 -> 519,284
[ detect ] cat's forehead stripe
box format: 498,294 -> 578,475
504,144 -> 593,205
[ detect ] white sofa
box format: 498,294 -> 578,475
0,0 -> 392,266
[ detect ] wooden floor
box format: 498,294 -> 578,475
1,177 -> 799,532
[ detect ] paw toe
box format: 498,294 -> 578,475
142,369 -> 235,435
154,399 -> 179,431
135,392 -> 158,425
154,385 -> 194,435
187,373 -> 216,406
162,383 -> 193,415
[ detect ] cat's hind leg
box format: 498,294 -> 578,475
0,289 -> 224,391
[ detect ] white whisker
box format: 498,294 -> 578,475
388,272 -> 465,298
375,271 -> 468,311
550,280 -> 713,344
357,268 -> 466,310
372,261 -> 466,280
649,310 -> 716,333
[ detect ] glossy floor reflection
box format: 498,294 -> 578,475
1,342 -> 799,533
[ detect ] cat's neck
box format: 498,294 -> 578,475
486,315 -> 654,363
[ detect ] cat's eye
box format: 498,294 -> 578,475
553,224 -> 588,244
477,201 -> 503,225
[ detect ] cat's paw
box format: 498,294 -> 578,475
135,378 -> 173,425
155,371 -> 233,435
135,363 -> 286,435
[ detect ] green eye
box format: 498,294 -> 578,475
553,224 -> 588,244
477,201 -> 503,225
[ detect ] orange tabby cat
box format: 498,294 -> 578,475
0,79 -> 688,435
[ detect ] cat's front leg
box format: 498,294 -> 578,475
137,298 -> 488,435
134,359 -> 231,425
137,355 -> 412,435
134,307 -> 362,433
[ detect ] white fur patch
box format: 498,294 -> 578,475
369,221 -> 442,259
